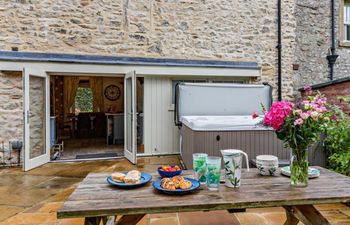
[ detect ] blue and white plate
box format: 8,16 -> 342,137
281,166 -> 320,179
152,177 -> 200,195
107,172 -> 152,188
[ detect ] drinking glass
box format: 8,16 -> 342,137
193,153 -> 208,183
206,156 -> 222,190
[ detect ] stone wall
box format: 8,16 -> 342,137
293,0 -> 350,91
0,72 -> 23,143
0,0 -> 297,99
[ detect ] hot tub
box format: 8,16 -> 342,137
175,83 -> 325,169
180,115 -> 288,169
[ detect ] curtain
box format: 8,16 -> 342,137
63,76 -> 80,116
90,77 -> 104,112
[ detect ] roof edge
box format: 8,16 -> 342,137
0,51 -> 260,69
298,76 -> 350,92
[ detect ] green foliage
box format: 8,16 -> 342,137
324,100 -> 350,176
328,151 -> 350,176
75,87 -> 93,113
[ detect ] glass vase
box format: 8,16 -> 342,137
290,148 -> 308,187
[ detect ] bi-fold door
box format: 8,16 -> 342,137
23,68 -> 50,171
22,68 -> 138,170
124,71 -> 137,164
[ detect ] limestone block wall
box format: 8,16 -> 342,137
0,0 -> 297,99
293,0 -> 350,90
0,71 -> 23,143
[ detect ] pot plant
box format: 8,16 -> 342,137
259,87 -> 335,187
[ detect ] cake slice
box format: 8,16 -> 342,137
124,170 -> 141,184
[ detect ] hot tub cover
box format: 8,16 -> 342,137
180,115 -> 271,131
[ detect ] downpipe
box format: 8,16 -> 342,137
327,0 -> 339,80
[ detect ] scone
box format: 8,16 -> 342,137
111,172 -> 126,183
179,180 -> 192,190
161,178 -> 171,187
160,178 -> 176,191
124,170 -> 141,184
172,176 -> 185,188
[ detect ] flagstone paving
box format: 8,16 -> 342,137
0,156 -> 349,225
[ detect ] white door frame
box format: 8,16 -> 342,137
124,71 -> 137,164
23,67 -> 50,171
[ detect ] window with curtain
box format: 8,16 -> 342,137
345,0 -> 350,41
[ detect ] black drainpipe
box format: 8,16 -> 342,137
327,0 -> 339,80
277,0 -> 282,101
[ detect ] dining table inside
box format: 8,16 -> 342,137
57,166 -> 350,225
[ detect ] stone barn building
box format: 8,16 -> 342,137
0,0 -> 349,170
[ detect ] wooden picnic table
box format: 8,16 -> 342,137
57,167 -> 350,225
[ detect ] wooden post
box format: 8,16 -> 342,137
283,205 -> 330,225
116,214 -> 146,225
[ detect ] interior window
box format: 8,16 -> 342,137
345,0 -> 350,41
75,86 -> 93,113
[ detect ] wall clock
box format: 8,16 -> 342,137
104,85 -> 121,101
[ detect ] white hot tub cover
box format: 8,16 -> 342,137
180,115 -> 270,131
176,83 -> 272,119
175,83 -> 272,130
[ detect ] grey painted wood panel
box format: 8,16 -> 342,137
181,125 -> 325,169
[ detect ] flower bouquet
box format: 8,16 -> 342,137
258,87 -> 334,186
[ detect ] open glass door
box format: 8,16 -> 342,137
124,71 -> 137,164
23,68 -> 50,171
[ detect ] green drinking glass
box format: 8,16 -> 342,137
193,153 -> 208,183
206,156 -> 222,190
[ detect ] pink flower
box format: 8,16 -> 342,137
252,112 -> 259,119
316,107 -> 326,113
304,85 -> 312,95
304,103 -> 311,110
294,109 -> 302,116
294,118 -> 303,126
264,100 -> 294,131
332,115 -> 337,120
301,112 -> 309,119
310,111 -> 319,121
304,85 -> 312,92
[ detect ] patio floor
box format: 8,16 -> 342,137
0,156 -> 349,225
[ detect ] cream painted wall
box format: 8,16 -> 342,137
144,76 -> 180,155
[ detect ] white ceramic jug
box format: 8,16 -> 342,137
221,149 -> 249,187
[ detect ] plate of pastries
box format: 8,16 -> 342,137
107,170 -> 152,188
152,175 -> 200,195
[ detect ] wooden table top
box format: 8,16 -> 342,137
57,167 -> 350,219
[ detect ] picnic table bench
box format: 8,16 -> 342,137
57,167 -> 350,225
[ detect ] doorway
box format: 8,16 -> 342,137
49,74 -> 144,162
